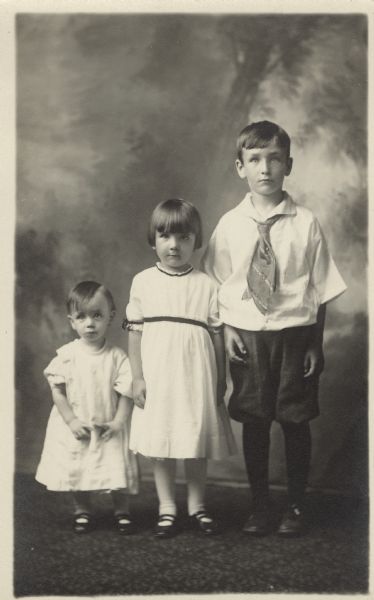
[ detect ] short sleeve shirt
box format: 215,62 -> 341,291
201,192 -> 347,331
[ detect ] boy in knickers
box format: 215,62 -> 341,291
202,121 -> 346,536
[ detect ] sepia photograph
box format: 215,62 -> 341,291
1,0 -> 370,597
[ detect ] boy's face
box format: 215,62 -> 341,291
68,291 -> 114,348
235,138 -> 292,199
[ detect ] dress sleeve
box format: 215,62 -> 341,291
200,220 -> 233,286
123,275 -> 144,332
113,352 -> 133,398
43,355 -> 66,388
207,280 -> 224,333
308,218 -> 347,304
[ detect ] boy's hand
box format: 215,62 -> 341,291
99,419 -> 123,441
304,345 -> 325,378
217,377 -> 227,406
224,325 -> 247,365
133,378 -> 146,409
68,418 -> 91,440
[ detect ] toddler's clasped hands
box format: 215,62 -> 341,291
68,417 -> 91,440
99,419 -> 125,441
68,417 -> 124,441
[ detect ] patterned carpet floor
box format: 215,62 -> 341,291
14,473 -> 368,596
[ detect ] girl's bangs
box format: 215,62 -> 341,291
155,208 -> 192,234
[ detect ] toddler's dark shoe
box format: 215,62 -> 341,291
277,504 -> 305,537
73,513 -> 94,534
243,508 -> 273,536
115,513 -> 136,535
154,514 -> 178,539
190,510 -> 220,535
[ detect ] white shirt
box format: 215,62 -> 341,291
201,192 -> 347,331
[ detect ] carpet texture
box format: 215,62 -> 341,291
14,473 -> 368,596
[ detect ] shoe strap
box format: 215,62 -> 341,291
74,512 -> 92,523
192,510 -> 213,522
116,514 -> 131,524
158,514 -> 176,525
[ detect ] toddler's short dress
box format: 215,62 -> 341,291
125,263 -> 237,459
35,339 -> 139,493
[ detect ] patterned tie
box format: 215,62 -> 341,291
243,215 -> 282,314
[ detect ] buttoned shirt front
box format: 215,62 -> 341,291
201,192 -> 347,331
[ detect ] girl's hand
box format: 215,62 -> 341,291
100,419 -> 123,441
304,344 -> 324,378
133,378 -> 146,409
224,325 -> 247,365
68,418 -> 91,440
217,377 -> 227,406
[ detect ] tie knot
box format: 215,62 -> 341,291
257,215 -> 281,235
258,222 -> 271,235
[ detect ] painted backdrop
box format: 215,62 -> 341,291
16,13 -> 367,494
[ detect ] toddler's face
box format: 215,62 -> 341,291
68,292 -> 114,348
236,138 -> 292,199
154,230 -> 196,272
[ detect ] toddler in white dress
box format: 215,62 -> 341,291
125,199 -> 236,538
36,281 -> 139,534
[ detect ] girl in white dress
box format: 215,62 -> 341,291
125,199 -> 236,538
36,281 -> 139,534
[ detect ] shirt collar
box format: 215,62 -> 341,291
156,262 -> 194,277
237,191 -> 296,221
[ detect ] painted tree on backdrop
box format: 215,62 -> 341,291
126,14 -> 366,239
213,15 -> 366,207
116,15 -> 324,233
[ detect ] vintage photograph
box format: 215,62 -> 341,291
6,0 -> 370,597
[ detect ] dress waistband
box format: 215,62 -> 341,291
143,316 -> 209,331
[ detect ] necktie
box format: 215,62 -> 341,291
244,215 -> 282,314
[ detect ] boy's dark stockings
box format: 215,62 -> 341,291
242,417 -> 311,510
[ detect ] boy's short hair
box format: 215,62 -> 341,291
67,281 -> 116,315
236,120 -> 291,162
148,198 -> 203,249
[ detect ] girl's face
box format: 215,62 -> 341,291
154,230 -> 196,272
68,291 -> 114,349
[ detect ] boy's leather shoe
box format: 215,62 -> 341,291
243,509 -> 273,536
277,504 -> 305,537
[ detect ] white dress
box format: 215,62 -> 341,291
35,339 -> 139,493
126,264 -> 237,459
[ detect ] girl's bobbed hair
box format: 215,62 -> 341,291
67,281 -> 116,315
148,198 -> 203,249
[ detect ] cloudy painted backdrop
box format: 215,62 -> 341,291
16,13 -> 367,494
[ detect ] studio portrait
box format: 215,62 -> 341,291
11,3 -> 368,597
